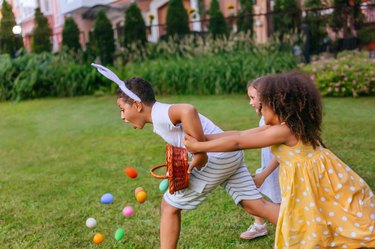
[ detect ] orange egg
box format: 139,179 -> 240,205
93,232 -> 104,244
134,187 -> 144,196
136,191 -> 147,204
124,167 -> 138,179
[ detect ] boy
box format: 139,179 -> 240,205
92,64 -> 279,249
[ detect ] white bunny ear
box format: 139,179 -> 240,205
91,63 -> 141,102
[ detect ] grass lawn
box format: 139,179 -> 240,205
0,95 -> 374,249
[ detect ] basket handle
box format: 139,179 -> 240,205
150,164 -> 168,179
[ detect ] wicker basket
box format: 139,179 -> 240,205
150,144 -> 189,194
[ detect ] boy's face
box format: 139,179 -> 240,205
117,98 -> 145,129
247,86 -> 261,114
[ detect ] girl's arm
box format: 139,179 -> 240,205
252,157 -> 279,188
184,124 -> 291,153
205,125 -> 270,141
169,104 -> 208,172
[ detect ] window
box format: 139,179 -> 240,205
43,0 -> 51,13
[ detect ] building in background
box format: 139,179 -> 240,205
4,0 -> 373,52
1,0 -> 275,51
1,0 -> 277,51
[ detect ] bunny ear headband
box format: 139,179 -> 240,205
91,63 -> 141,102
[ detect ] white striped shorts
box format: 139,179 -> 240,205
163,150 -> 262,210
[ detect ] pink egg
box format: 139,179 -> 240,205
122,206 -> 134,217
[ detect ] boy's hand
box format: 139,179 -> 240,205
188,153 -> 208,173
252,172 -> 266,188
184,134 -> 199,153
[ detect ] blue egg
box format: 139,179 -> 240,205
100,193 -> 114,204
159,179 -> 169,192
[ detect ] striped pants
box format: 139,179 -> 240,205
164,150 -> 262,210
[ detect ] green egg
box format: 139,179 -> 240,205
115,228 -> 125,241
159,179 -> 169,192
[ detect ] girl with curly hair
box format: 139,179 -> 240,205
184,71 -> 375,248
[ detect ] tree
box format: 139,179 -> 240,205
92,11 -> 115,65
197,0 -> 206,31
62,17 -> 81,51
273,0 -> 300,38
31,7 -> 52,53
123,3 -> 147,48
0,1 -> 22,56
208,0 -> 228,38
237,0 -> 254,34
304,0 -> 328,54
329,0 -> 364,39
166,0 -> 190,36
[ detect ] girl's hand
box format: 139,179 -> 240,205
184,134 -> 199,153
252,172 -> 266,188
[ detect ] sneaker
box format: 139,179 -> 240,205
240,223 -> 268,240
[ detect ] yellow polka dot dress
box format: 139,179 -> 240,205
271,141 -> 375,248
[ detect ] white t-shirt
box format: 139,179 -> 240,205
151,102 -> 225,158
255,116 -> 281,203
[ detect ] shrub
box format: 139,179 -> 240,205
300,51 -> 375,97
0,0 -> 21,56
31,8 -> 52,53
93,11 -> 115,65
357,25 -> 375,45
166,0 -> 190,36
208,0 -> 228,38
237,0 -> 254,34
62,17 -> 81,51
273,0 -> 300,38
303,0 -> 328,55
123,3 -> 147,48
0,52 -> 109,101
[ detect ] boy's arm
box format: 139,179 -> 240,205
169,104 -> 208,173
252,157 -> 279,188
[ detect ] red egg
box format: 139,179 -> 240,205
124,167 -> 138,179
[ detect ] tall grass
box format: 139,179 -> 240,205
119,46 -> 297,95
0,52 -> 108,101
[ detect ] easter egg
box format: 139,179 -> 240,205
134,187 -> 144,196
136,191 -> 147,204
100,193 -> 114,204
122,206 -> 134,217
85,217 -> 97,228
124,167 -> 138,179
114,228 -> 125,241
159,179 -> 169,192
93,232 -> 104,244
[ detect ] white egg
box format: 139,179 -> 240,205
86,217 -> 97,228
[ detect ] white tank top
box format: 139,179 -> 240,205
151,102 -> 225,157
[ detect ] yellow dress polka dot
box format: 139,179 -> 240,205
271,141 -> 375,249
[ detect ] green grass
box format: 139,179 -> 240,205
0,95 -> 374,249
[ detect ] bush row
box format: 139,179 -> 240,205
0,44 -> 298,101
300,51 -> 375,97
0,52 -> 108,101
118,45 -> 298,95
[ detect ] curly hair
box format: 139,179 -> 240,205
257,71 -> 325,148
116,77 -> 156,105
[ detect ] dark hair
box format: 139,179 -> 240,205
257,71 -> 325,148
116,77 -> 156,104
